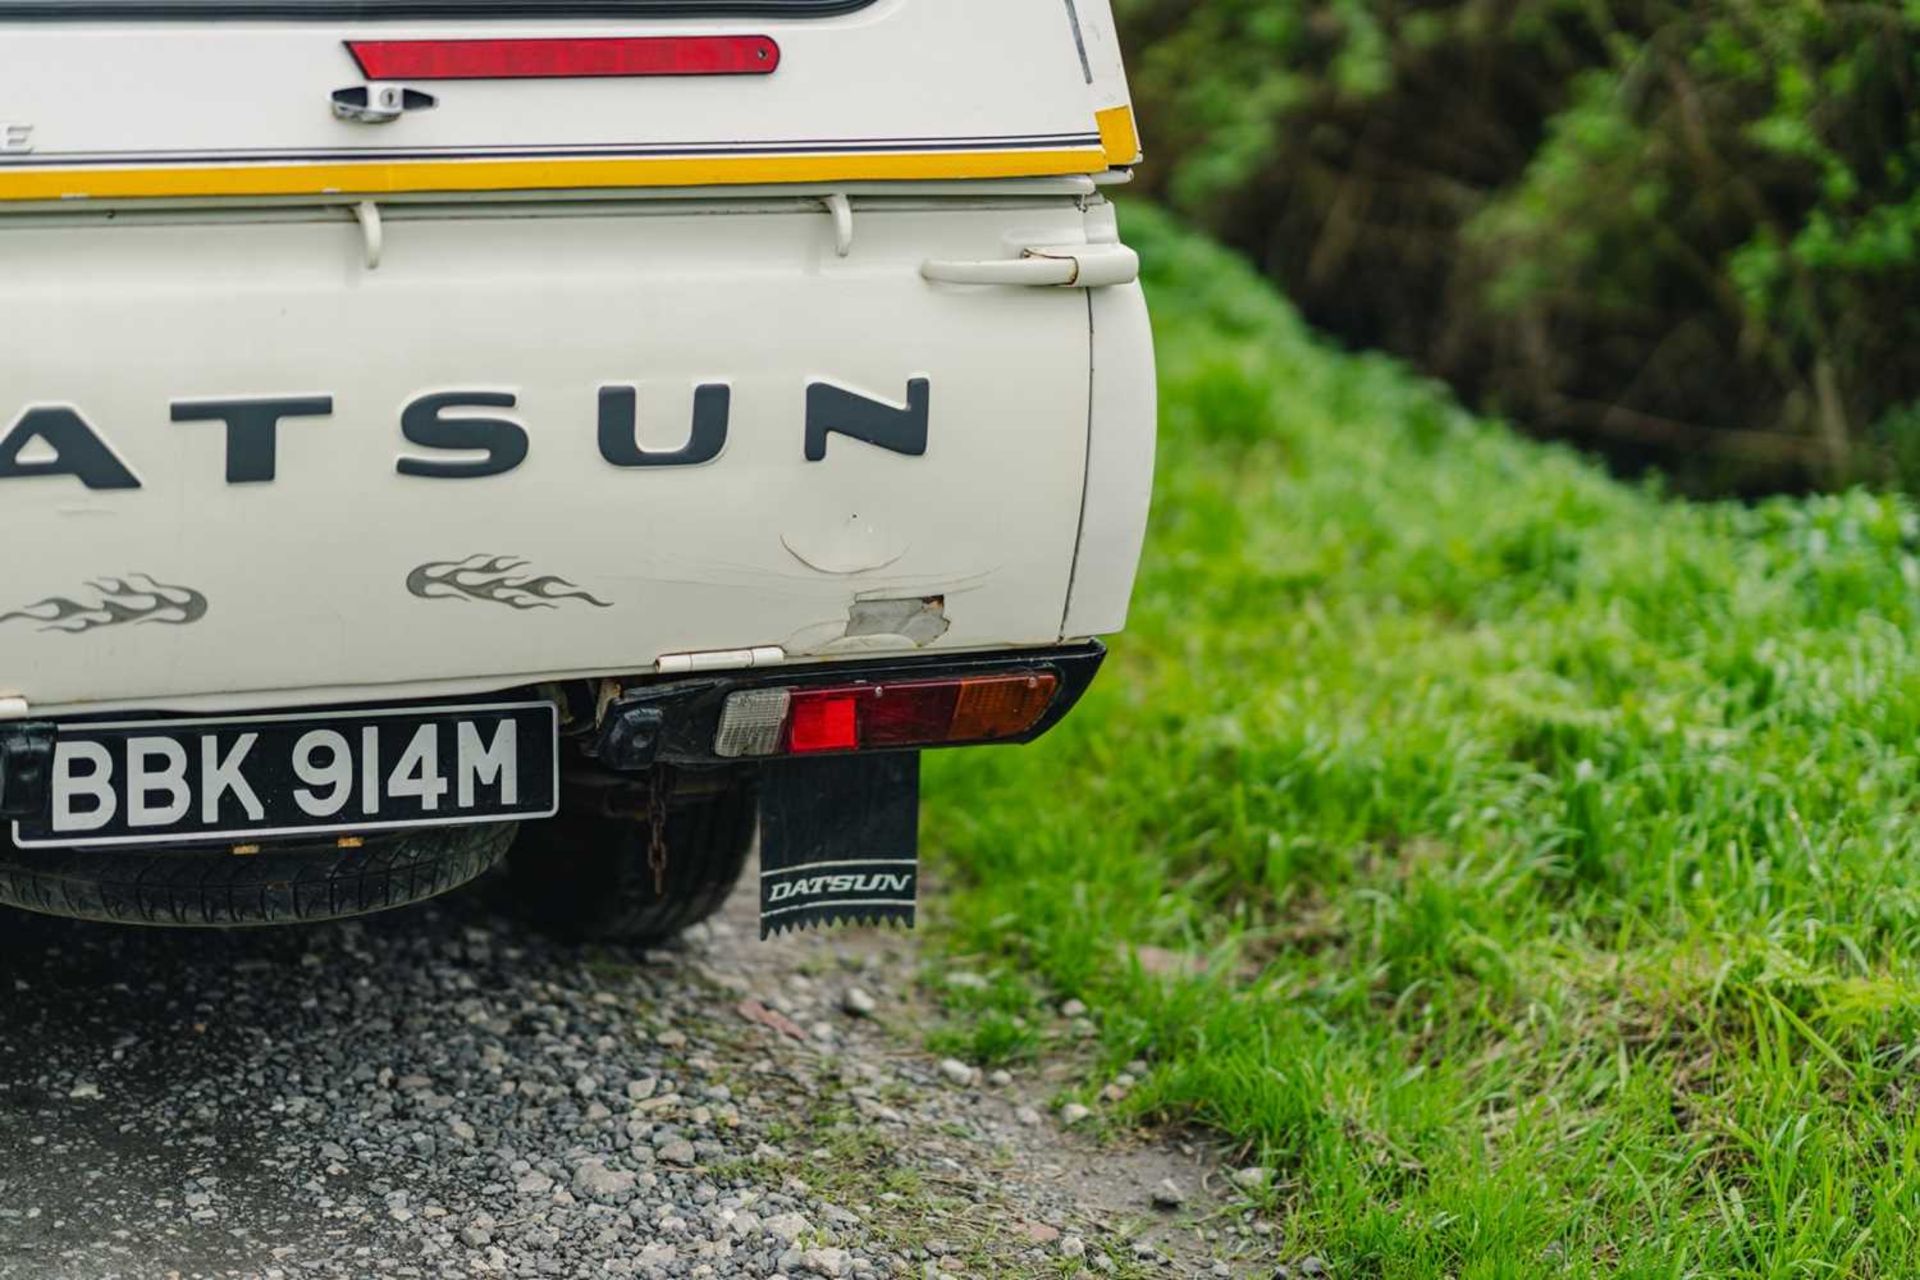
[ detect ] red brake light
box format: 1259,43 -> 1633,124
788,693 -> 859,754
346,36 -> 781,82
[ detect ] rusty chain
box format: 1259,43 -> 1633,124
647,767 -> 669,898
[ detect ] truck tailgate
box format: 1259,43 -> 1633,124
0,1 -> 1140,203
0,197 -> 1094,711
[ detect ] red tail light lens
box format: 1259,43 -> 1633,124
722,672 -> 1060,758
862,682 -> 963,748
787,692 -> 859,753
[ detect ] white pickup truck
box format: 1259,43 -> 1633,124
0,0 -> 1155,940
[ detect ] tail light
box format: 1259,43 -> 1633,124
713,673 -> 1059,759
347,36 -> 781,81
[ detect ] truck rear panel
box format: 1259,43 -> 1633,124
0,0 -> 1153,717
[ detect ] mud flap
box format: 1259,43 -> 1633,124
759,753 -> 919,938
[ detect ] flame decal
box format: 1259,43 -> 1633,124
406,555 -> 612,611
0,575 -> 209,634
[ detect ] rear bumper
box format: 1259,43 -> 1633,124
0,642 -> 1105,820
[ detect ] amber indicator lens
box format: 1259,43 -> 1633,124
948,674 -> 1058,741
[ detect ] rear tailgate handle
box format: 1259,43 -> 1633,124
332,84 -> 438,125
920,243 -> 1139,289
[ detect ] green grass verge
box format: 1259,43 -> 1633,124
922,203 -> 1920,1277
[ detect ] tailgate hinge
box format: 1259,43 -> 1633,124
655,646 -> 787,676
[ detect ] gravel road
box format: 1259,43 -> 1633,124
0,863 -> 1273,1280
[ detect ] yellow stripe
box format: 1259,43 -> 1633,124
0,146 -> 1108,203
1095,105 -> 1142,166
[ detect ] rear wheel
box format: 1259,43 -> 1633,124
501,770 -> 758,944
0,823 -> 514,927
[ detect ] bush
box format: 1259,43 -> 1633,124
1116,0 -> 1920,494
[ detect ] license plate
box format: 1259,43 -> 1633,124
12,701 -> 558,849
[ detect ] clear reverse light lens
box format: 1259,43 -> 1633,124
714,688 -> 792,758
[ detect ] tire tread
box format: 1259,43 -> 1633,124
0,825 -> 513,927
503,775 -> 757,944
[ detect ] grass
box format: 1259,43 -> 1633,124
920,203 -> 1920,1277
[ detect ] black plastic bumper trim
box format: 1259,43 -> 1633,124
594,641 -> 1107,769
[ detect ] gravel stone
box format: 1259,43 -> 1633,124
803,1246 -> 851,1277
655,1138 -> 698,1166
764,1212 -> 815,1245
1059,1104 -> 1093,1126
936,1059 -> 975,1087
1232,1166 -> 1273,1190
572,1160 -> 638,1202
1151,1178 -> 1185,1208
0,868 -> 1252,1279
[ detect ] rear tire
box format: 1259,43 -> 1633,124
0,823 -> 514,927
501,771 -> 758,944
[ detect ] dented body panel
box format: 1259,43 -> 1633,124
1,197 -> 1111,712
